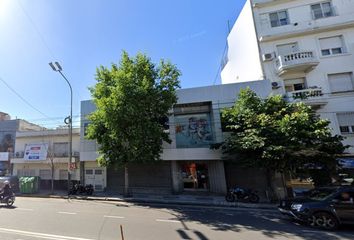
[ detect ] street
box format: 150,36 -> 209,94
0,197 -> 353,240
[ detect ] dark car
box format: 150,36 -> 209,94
278,186 -> 354,230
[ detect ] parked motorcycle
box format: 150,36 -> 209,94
225,187 -> 260,203
69,184 -> 94,196
0,192 -> 15,207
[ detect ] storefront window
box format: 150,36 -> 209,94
175,113 -> 214,148
181,162 -> 208,190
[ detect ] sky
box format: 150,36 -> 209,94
0,0 -> 246,128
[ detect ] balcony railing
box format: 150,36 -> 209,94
275,51 -> 319,76
286,88 -> 324,101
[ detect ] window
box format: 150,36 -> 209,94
328,73 -> 354,93
311,2 -> 334,19
337,112 -> 354,134
276,42 -> 299,56
17,169 -> 35,177
39,169 -> 51,180
53,142 -> 68,157
269,10 -> 289,27
284,78 -> 306,92
59,169 -> 68,180
319,36 -> 345,56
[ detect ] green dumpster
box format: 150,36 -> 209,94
19,177 -> 40,194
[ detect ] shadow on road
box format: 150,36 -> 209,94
122,202 -> 354,240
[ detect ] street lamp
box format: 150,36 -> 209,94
49,62 -> 73,194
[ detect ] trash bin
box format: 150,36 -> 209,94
19,177 -> 40,194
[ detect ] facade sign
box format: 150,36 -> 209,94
338,158 -> 354,169
175,113 -> 214,148
0,152 -> 9,161
24,143 -> 49,161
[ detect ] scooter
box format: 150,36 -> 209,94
0,192 -> 15,207
69,184 -> 94,195
225,187 -> 260,203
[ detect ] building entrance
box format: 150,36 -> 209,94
181,162 -> 209,191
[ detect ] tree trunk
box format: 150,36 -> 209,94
265,169 -> 276,202
51,160 -> 54,194
124,166 -> 130,197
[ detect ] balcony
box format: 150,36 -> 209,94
275,51 -> 319,77
285,88 -> 327,106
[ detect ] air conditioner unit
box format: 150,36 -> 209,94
271,81 -> 281,89
73,151 -> 80,157
15,151 -> 24,158
262,52 -> 274,62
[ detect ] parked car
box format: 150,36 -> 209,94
278,186 -> 354,230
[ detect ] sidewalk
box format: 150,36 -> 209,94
16,190 -> 276,209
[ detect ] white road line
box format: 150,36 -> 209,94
103,215 -> 125,219
15,208 -> 34,211
0,227 -> 94,240
156,219 -> 180,223
57,211 -> 77,215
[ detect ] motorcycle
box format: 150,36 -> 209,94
225,187 -> 260,203
0,192 -> 15,207
69,184 -> 94,196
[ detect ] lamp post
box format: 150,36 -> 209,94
49,62 -> 73,194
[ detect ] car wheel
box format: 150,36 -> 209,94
309,212 -> 339,230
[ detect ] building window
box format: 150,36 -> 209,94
39,169 -> 51,180
319,36 -> 345,56
53,142 -> 68,157
311,2 -> 335,19
270,11 -> 289,27
328,73 -> 354,93
284,78 -> 306,92
337,112 -> 354,134
17,169 -> 35,177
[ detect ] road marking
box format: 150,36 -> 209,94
15,208 -> 34,211
156,219 -> 180,223
0,227 -> 95,240
57,211 -> 77,215
103,215 -> 125,219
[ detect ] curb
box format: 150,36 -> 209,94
17,194 -> 276,210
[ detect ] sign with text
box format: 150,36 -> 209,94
24,143 -> 48,161
0,152 -> 9,161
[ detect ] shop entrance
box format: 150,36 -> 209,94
85,168 -> 105,191
181,162 -> 209,191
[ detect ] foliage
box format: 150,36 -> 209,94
220,88 -> 346,175
87,51 -> 180,167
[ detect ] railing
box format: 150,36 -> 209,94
275,51 -> 319,73
287,88 -> 323,100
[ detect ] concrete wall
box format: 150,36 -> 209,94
221,0 -> 264,84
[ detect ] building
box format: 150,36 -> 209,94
221,0 -> 354,155
80,80 -> 271,195
0,112 -> 43,176
11,128 -> 80,190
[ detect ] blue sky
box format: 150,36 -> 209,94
0,0 -> 245,128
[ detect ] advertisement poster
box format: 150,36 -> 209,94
175,113 -> 213,148
24,143 -> 49,161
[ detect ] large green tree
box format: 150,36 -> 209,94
87,52 -> 180,195
219,88 -> 346,188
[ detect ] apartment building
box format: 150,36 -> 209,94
221,0 -> 354,154
11,128 -> 80,190
80,80 -> 271,195
0,112 -> 43,176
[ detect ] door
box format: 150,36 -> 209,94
85,168 -> 105,192
332,191 -> 354,223
277,42 -> 299,56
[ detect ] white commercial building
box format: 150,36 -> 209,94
221,0 -> 354,154
80,80 -> 271,195
11,128 -> 80,190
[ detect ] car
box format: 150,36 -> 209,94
278,186 -> 354,230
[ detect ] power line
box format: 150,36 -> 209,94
0,76 -> 50,119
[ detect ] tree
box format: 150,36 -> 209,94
87,51 -> 181,196
219,88 -> 346,191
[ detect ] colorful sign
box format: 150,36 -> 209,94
24,143 -> 48,161
0,152 -> 9,161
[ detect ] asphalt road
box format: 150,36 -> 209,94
0,197 -> 353,240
